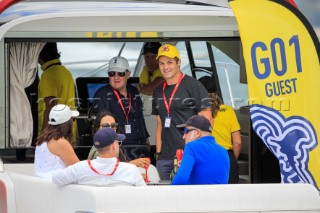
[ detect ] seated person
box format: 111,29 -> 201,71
137,42 -> 164,95
34,104 -> 80,179
88,111 -> 151,168
171,115 -> 230,185
199,76 -> 242,184
52,127 -> 146,186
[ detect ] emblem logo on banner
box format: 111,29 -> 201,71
230,0 -> 320,191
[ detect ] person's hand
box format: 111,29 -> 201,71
129,157 -> 151,168
137,83 -> 144,92
154,152 -> 161,161
141,173 -> 147,181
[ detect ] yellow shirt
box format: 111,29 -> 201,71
212,105 -> 240,150
38,59 -> 77,139
139,66 -> 163,84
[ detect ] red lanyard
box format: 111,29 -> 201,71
162,73 -> 185,115
112,88 -> 132,122
87,158 -> 120,176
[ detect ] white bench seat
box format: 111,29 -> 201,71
1,168 -> 319,213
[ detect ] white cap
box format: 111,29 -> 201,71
107,56 -> 129,73
48,104 -> 79,125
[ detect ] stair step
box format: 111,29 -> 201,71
238,160 -> 248,175
239,175 -> 250,184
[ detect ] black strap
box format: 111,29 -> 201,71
44,62 -> 61,71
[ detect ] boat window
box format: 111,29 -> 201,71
190,41 -> 210,68
211,43 -> 248,109
175,42 -> 191,75
36,41 -> 248,110
38,42 -> 144,79
189,41 -> 213,80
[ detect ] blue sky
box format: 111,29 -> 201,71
295,0 -> 320,39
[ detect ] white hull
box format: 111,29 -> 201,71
1,163 -> 320,213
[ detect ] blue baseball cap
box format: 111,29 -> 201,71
93,128 -> 126,148
176,115 -> 212,133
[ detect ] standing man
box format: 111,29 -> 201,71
38,42 -> 77,140
171,115 -> 229,185
53,127 -> 146,186
152,44 -> 212,180
93,56 -> 150,161
137,42 -> 164,96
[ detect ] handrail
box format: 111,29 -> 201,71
224,65 -> 235,108
191,67 -> 212,75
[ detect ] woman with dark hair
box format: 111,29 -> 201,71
88,111 -> 150,168
34,104 -> 80,179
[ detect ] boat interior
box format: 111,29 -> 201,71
0,0 -> 307,191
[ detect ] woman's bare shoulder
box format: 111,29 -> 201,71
48,138 -> 72,152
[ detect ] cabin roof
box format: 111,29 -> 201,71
0,1 -> 232,24
0,1 -> 237,40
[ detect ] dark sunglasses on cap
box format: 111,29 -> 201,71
108,71 -> 126,77
100,123 -> 118,129
184,128 -> 197,134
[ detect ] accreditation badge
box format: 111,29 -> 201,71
125,124 -> 131,134
164,116 -> 171,128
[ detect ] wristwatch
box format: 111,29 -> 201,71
154,152 -> 161,159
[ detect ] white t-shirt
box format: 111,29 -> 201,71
52,157 -> 146,187
34,142 -> 67,179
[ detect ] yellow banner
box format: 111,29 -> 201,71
230,0 -> 320,190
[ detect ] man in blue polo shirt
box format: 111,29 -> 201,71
171,115 -> 230,185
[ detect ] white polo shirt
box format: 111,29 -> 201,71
52,157 -> 146,187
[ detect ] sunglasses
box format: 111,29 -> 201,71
100,123 -> 118,129
108,71 -> 126,77
118,140 -> 122,146
184,128 -> 198,134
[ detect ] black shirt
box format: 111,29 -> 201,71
152,75 -> 211,160
93,84 -> 149,145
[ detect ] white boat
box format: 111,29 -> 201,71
0,0 -> 319,212
1,160 -> 320,213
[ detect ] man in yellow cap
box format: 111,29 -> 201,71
151,44 -> 212,180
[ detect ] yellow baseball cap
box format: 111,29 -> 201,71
156,44 -> 180,59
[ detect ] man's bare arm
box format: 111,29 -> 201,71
138,77 -> 164,96
155,115 -> 162,156
231,130 -> 242,159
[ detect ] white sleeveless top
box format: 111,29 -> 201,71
34,142 -> 67,179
